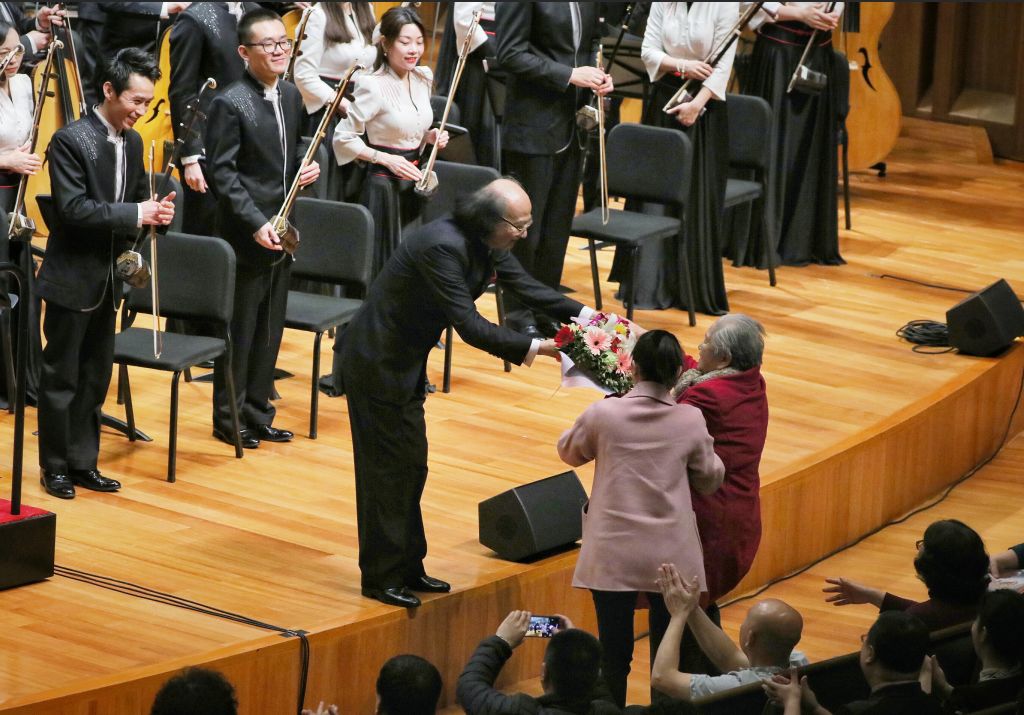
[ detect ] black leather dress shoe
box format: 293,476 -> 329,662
317,374 -> 344,397
537,318 -> 562,339
362,586 -> 421,608
68,469 -> 121,492
406,575 -> 451,593
40,471 -> 75,499
213,428 -> 259,449
254,424 -> 293,443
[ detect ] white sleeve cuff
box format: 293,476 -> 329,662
523,339 -> 541,367
181,155 -> 201,165
136,204 -> 144,228
577,306 -> 595,323
160,3 -> 170,19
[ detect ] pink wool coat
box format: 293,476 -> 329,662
558,381 -> 725,593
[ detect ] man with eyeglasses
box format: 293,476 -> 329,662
338,177 -> 616,608
205,7 -> 319,450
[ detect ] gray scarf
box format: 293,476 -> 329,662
672,366 -> 741,398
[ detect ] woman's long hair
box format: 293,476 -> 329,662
373,6 -> 425,71
914,519 -> 989,606
631,330 -> 684,388
322,1 -> 375,46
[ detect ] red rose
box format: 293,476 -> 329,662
554,325 -> 575,348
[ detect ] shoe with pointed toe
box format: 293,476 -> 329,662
254,424 -> 293,443
68,468 -> 121,492
213,427 -> 259,449
40,470 -> 75,499
362,586 -> 421,608
406,575 -> 451,593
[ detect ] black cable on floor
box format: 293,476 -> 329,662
53,565 -> 310,715
876,273 -> 974,295
896,319 -> 955,353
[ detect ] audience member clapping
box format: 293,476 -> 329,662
988,542 -> 1024,578
922,589 -> 1024,713
650,564 -> 803,702
764,611 -> 942,715
302,654 -> 442,715
824,519 -> 990,630
456,611 -> 619,714
151,667 -> 238,715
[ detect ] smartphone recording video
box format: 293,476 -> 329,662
525,615 -> 561,638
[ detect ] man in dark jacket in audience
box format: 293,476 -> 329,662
457,610 -> 620,715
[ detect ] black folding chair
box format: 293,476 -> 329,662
571,122 -> 697,326
724,93 -> 777,286
285,198 -> 374,438
114,232 -> 244,482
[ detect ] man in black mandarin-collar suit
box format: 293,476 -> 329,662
169,1 -> 259,235
342,178 -> 595,609
35,48 -> 175,500
205,8 -> 319,448
496,1 -> 612,337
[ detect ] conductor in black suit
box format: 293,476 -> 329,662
342,178 -> 602,609
35,48 -> 175,499
205,7 -> 320,449
496,1 -> 612,338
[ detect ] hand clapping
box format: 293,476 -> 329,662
657,563 -> 699,618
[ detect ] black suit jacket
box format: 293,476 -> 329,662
835,682 -> 944,715
169,2 -> 259,158
206,72 -> 306,268
37,114 -> 148,311
341,217 -> 585,405
496,2 -> 602,156
99,2 -> 170,59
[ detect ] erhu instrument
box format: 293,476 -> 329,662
284,2 -> 317,83
147,141 -> 162,358
7,41 -> 54,242
117,78 -> 218,291
270,62 -> 362,255
787,1 -> 839,95
663,1 -> 774,113
414,9 -> 480,198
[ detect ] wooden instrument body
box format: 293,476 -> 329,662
134,25 -> 175,174
838,1 -> 902,171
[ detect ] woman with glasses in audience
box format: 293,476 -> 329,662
333,6 -> 448,280
294,1 -> 376,201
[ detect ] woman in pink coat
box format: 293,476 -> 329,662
558,329 -> 725,708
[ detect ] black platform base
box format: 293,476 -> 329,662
0,499 -> 56,590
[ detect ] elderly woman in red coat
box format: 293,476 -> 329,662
675,314 -> 769,614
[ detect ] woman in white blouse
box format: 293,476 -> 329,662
333,6 -> 448,279
294,2 -> 376,201
614,2 -> 737,317
0,19 -> 40,213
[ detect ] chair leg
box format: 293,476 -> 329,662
677,226 -> 697,328
495,284 -> 511,373
168,371 -> 181,483
626,246 -> 640,322
223,348 -> 244,459
122,367 -> 138,442
442,325 -> 454,393
588,238 -> 602,311
0,311 -> 15,414
116,364 -> 128,405
310,332 -> 323,439
842,132 -> 852,231
184,368 -> 193,383
760,193 -> 777,288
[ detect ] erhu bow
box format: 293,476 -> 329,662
8,41 -> 56,242
414,9 -> 480,198
148,141 -> 161,358
284,2 -> 316,83
596,47 -> 609,225
663,1 -> 774,113
271,62 -> 362,255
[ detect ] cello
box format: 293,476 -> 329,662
837,2 -> 901,172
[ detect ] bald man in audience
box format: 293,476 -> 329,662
650,564 -> 805,701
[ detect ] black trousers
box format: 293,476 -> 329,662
591,590 -> 722,708
502,141 -> 583,326
37,289 -> 116,473
343,367 -> 429,590
212,260 -> 290,435
76,19 -> 104,110
181,166 -> 219,238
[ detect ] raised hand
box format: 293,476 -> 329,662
496,610 -> 531,649
657,563 -> 699,618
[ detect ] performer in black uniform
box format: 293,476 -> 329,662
169,1 -> 257,236
35,48 -> 174,499
342,178 -> 598,608
496,1 -> 612,339
206,7 -> 319,449
734,1 -> 844,267
99,2 -> 191,62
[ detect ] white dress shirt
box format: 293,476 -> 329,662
93,104 -> 143,227
641,2 -> 739,102
453,2 -> 495,54
294,2 -> 378,114
332,65 -> 434,165
0,73 -> 33,154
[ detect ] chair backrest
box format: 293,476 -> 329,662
725,94 -> 772,171
127,232 -> 236,325
420,161 -> 500,223
832,50 -> 851,122
927,622 -> 975,687
291,197 -> 374,292
607,122 -> 693,208
163,174 -> 184,233
800,650 -> 869,710
430,94 -> 461,126
299,138 -> 331,200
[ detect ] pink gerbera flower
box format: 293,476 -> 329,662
616,351 -> 633,374
584,326 -> 612,355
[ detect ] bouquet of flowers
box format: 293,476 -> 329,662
554,312 -> 636,394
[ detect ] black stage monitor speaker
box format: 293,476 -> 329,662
479,471 -> 588,562
946,279 -> 1024,357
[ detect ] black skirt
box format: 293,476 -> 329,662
361,147 -> 424,280
730,22 -> 844,267
610,78 -> 730,315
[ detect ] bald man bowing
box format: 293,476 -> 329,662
340,178 -> 596,608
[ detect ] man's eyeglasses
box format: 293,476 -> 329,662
245,39 -> 294,53
500,216 -> 531,234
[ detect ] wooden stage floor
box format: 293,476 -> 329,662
2,118 -> 1024,712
